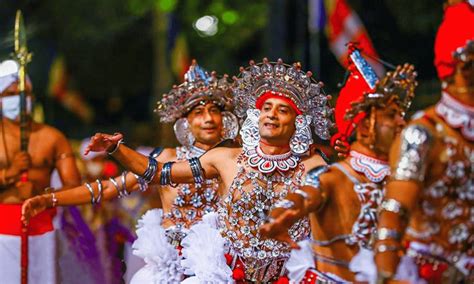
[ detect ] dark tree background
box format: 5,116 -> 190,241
0,0 -> 444,147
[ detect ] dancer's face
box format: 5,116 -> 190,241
372,101 -> 406,154
451,56 -> 474,106
187,102 -> 224,146
258,98 -> 297,146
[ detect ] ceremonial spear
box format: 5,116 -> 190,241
13,10 -> 32,284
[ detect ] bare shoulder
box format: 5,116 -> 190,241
34,123 -> 68,143
205,146 -> 241,161
301,151 -> 327,170
319,163 -> 346,192
155,148 -> 177,163
303,164 -> 338,197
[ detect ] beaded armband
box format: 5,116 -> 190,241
303,165 -> 329,188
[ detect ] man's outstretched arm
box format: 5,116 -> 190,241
85,132 -> 221,184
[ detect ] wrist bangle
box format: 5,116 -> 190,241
142,157 -> 158,183
85,183 -> 96,204
377,227 -> 402,241
51,193 -> 58,207
95,179 -> 103,203
107,138 -> 124,155
375,243 -> 402,254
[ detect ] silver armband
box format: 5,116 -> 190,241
393,124 -> 432,182
303,165 -> 329,188
375,243 -> 402,253
379,198 -> 408,218
377,227 -> 402,241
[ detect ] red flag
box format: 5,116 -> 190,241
323,0 -> 385,76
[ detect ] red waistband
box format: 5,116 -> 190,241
0,204 -> 56,236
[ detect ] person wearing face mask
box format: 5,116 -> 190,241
0,59 -> 81,283
21,61 -> 240,282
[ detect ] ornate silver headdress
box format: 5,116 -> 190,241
155,60 -> 238,146
232,58 -> 334,155
155,60 -> 234,122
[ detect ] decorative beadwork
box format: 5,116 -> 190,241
436,92 -> 474,141
349,150 -> 390,183
218,152 -> 310,282
404,117 -> 474,260
163,146 -> 220,231
244,146 -> 300,174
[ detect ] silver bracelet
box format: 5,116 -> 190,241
121,171 -> 130,197
95,179 -> 103,203
134,174 -> 148,192
107,138 -> 124,155
274,199 -> 295,209
142,157 -> 158,183
377,227 -> 401,241
85,183 -> 96,204
109,177 -> 121,197
375,243 -> 401,254
379,199 -> 408,217
188,157 -> 204,185
51,192 -> 58,207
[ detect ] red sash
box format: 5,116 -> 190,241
0,204 -> 56,236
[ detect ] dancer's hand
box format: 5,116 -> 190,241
259,209 -> 302,249
260,193 -> 305,249
334,139 -> 350,158
84,132 -> 123,155
21,194 -> 52,226
10,152 -> 31,176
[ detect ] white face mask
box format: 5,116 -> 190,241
1,95 -> 32,121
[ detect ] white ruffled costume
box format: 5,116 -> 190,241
181,213 -> 233,284
130,209 -> 185,283
130,210 -> 233,284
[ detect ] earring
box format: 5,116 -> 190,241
174,117 -> 195,147
290,115 -> 313,156
240,109 -> 261,149
221,111 -> 239,140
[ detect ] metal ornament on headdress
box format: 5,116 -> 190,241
233,58 -> 334,141
155,61 -> 233,123
155,60 -> 238,146
333,46 -> 417,146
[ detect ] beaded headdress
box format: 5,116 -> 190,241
233,58 -> 334,141
155,60 -> 234,123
